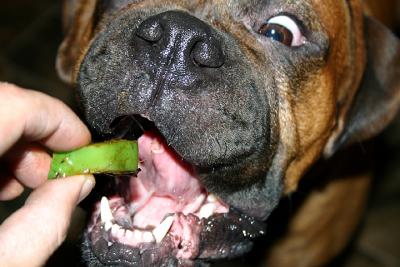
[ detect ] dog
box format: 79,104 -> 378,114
56,0 -> 400,266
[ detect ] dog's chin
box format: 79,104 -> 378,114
81,123 -> 266,266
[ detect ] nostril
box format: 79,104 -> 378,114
191,39 -> 224,68
136,19 -> 163,43
135,11 -> 225,70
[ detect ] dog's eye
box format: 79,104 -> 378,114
258,15 -> 305,47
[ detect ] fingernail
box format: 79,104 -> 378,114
78,176 -> 95,203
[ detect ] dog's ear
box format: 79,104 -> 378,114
325,17 -> 400,156
56,0 -> 97,84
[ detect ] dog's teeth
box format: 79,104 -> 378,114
153,216 -> 174,243
199,203 -> 217,219
111,224 -> 120,236
104,220 -> 113,232
126,230 -> 134,239
117,228 -> 126,239
143,231 -> 155,243
133,230 -> 142,240
207,194 -> 217,203
100,197 -> 114,231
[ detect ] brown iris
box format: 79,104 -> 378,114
258,23 -> 293,46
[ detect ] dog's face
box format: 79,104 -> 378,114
57,0 -> 400,266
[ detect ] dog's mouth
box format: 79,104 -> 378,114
83,115 -> 266,266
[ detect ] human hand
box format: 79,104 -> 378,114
0,82 -> 95,267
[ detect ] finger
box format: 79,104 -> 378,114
0,82 -> 91,155
0,176 -> 24,201
5,144 -> 52,188
0,175 -> 95,267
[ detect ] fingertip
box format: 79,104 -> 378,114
47,174 -> 96,204
21,89 -> 92,151
71,175 -> 96,203
40,104 -> 92,151
54,102 -> 92,148
24,174 -> 94,210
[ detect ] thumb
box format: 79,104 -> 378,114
0,175 -> 95,267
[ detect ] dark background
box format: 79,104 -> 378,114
0,1 -> 399,266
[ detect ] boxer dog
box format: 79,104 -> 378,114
56,0 -> 400,266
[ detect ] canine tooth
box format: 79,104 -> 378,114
207,194 -> 217,203
199,203 -> 217,219
153,216 -> 174,243
143,231 -> 155,243
104,221 -> 112,232
100,197 -> 114,231
106,222 -> 113,231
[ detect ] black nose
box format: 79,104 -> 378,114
135,11 -> 224,68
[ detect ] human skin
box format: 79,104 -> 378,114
0,82 -> 95,267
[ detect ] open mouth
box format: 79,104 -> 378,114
84,116 -> 266,266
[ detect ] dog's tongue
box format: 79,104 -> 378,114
129,132 -> 219,228
136,132 -> 204,199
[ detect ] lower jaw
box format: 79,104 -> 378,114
85,200 -> 266,266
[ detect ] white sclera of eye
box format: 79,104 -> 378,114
267,15 -> 306,47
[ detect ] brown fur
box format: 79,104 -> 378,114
266,2 -> 397,266
57,0 -> 97,83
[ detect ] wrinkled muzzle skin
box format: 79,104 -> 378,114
74,0 -> 367,266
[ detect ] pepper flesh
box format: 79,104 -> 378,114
48,140 -> 138,179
